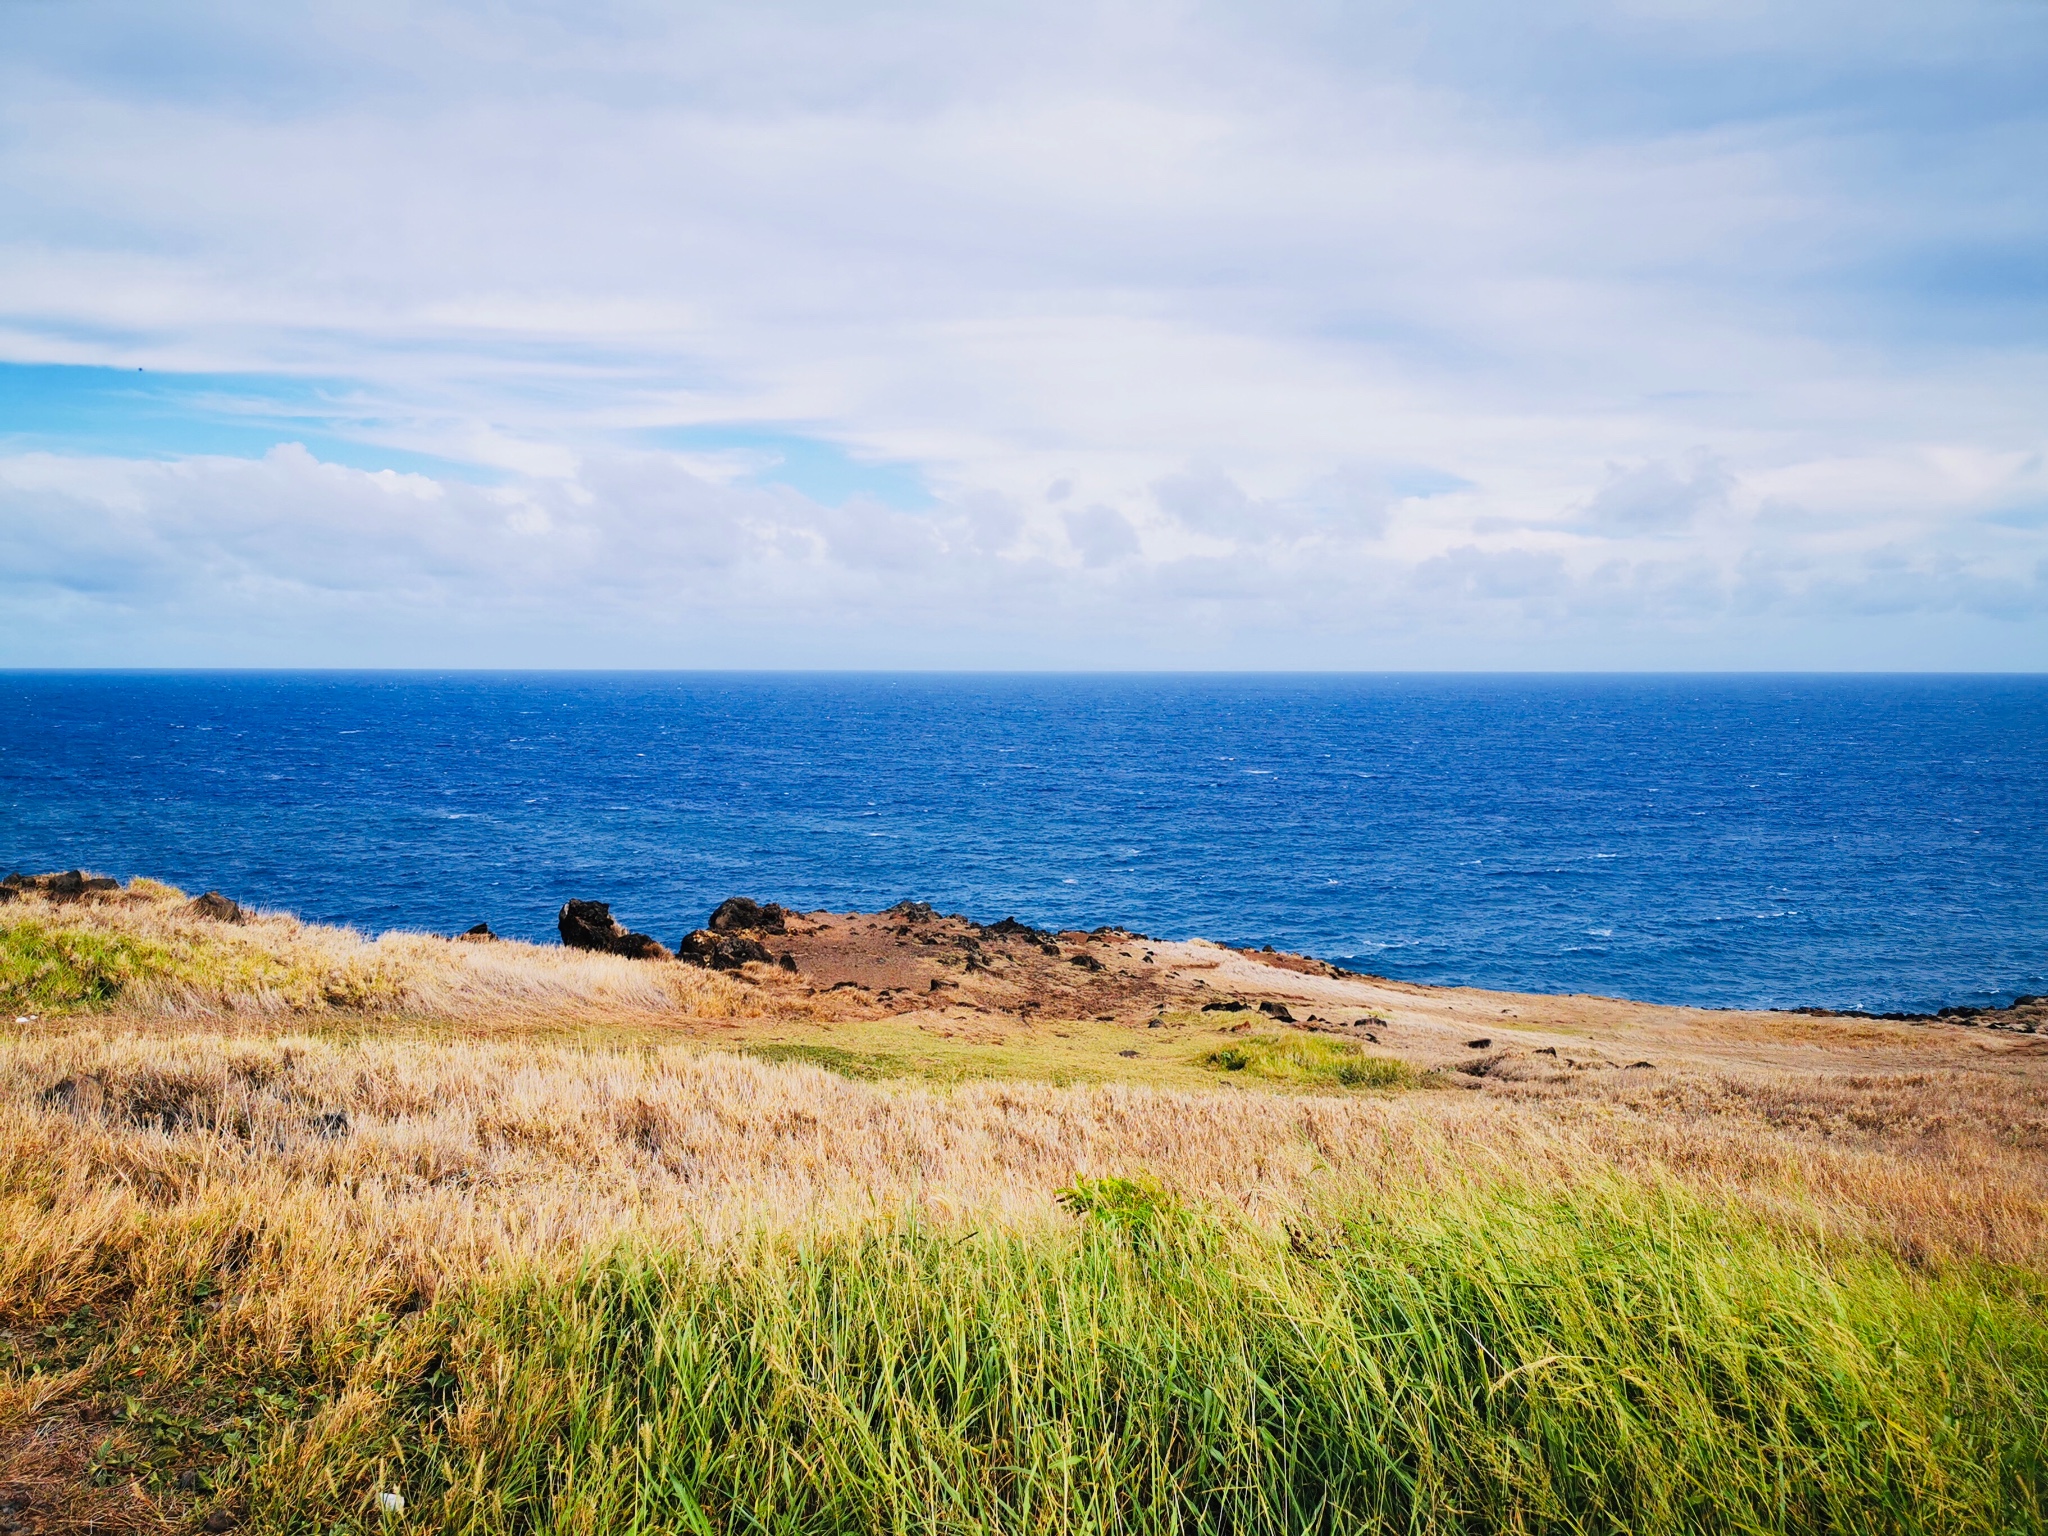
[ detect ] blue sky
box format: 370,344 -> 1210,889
1,0 -> 2044,667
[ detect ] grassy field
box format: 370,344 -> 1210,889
3,882 -> 2045,1533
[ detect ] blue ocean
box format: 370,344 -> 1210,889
4,672 -> 2043,1014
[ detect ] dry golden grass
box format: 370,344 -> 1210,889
0,886 -> 763,1023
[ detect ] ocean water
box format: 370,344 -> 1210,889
4,672 -> 2043,1013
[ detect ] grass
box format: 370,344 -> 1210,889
212,1182 -> 2048,1534
0,919 -> 191,1011
735,1042 -> 917,1081
5,885 -> 2048,1531
1202,1031 -> 1424,1090
0,886 -> 760,1023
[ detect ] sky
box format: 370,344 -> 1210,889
1,0 -> 2045,669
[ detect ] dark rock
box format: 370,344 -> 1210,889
4,869 -> 120,902
1118,1049 -> 1139,1058
558,900 -> 673,960
1068,952 -> 1104,971
458,922 -> 497,941
708,897 -> 788,934
979,915 -> 1056,945
677,929 -> 771,971
185,891 -> 247,924
888,900 -> 937,923
1466,1038 -> 1493,1049
1201,1000 -> 1242,1013
1535,1046 -> 1557,1057
203,1509 -> 236,1533
1257,1001 -> 1295,1023
777,952 -> 798,972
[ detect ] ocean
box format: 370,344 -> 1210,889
4,672 -> 2042,1014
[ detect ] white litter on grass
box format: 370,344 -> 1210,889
376,1490 -> 405,1516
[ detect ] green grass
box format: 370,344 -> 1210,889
0,918 -> 187,1010
734,1042 -> 919,1081
229,1180 -> 2047,1534
1201,1031 -> 1423,1089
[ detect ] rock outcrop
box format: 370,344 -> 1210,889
677,929 -> 774,971
557,900 -> 672,960
184,891 -> 248,924
2,870 -> 121,903
709,897 -> 789,934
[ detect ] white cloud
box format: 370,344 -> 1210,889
0,0 -> 2043,664
1580,453 -> 1731,535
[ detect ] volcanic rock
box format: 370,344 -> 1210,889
458,922 -> 497,941
979,915 -> 1052,944
3,870 -> 121,903
677,929 -> 773,971
558,899 -> 672,960
1256,1001 -> 1296,1023
184,891 -> 248,924
708,897 -> 789,934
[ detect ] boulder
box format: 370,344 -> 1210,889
708,897 -> 789,934
979,915 -> 1052,944
558,899 -> 672,960
888,900 -> 937,923
677,929 -> 773,971
1256,1001 -> 1296,1023
4,870 -> 121,903
1067,952 -> 1105,972
184,891 -> 248,924
458,922 -> 497,942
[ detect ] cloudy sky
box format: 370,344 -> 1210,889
2,0 -> 2044,668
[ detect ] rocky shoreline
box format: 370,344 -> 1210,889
6,868 -> 2042,1034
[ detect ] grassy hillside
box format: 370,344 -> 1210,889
2,880 -> 2045,1533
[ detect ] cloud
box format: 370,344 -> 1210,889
2,441 -> 2043,668
1063,503 -> 1140,567
0,0 -> 2042,664
1579,452 -> 1732,535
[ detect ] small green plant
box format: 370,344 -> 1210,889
1199,1032 -> 1419,1090
1055,1173 -> 1187,1247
